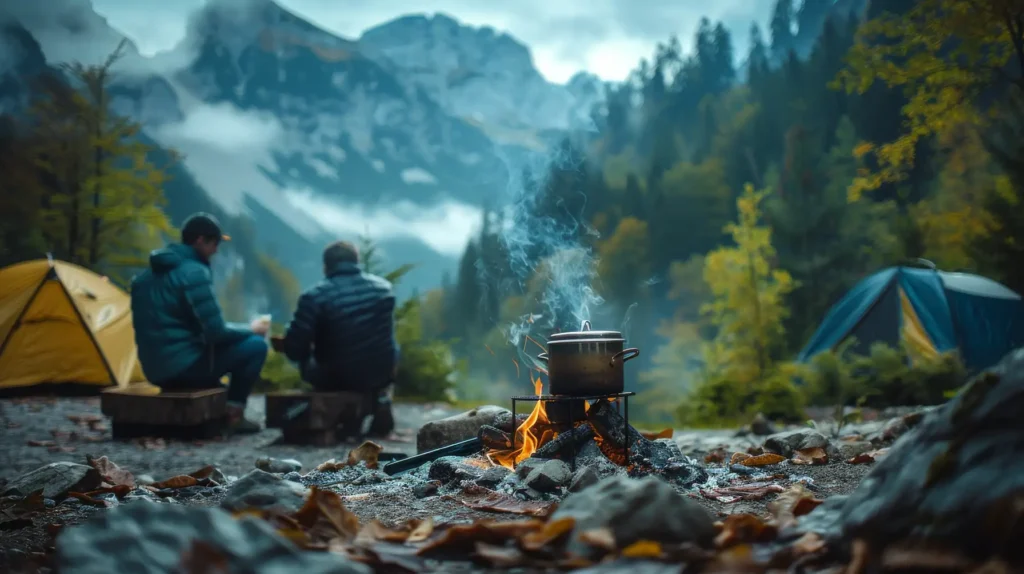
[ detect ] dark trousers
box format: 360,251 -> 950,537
160,335 -> 269,407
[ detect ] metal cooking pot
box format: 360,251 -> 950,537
536,320 -> 640,396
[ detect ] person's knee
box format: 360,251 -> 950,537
240,335 -> 269,364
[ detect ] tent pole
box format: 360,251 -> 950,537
0,270 -> 54,361
54,271 -> 119,386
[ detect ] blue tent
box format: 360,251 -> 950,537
799,266 -> 1024,372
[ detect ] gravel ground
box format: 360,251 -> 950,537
0,395 -> 877,572
0,395 -> 459,482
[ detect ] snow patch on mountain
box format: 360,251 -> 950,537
359,13 -> 605,134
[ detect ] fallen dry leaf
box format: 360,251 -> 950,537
704,449 -> 727,464
620,540 -> 663,559
87,456 -> 135,488
768,483 -> 823,530
456,486 -> 556,518
520,517 -> 574,552
406,518 -> 434,543
417,521 -> 543,557
316,459 -> 346,472
347,441 -> 383,469
83,485 -> 131,499
741,453 -> 786,467
867,448 -> 889,460
189,466 -> 217,480
474,542 -> 526,568
26,440 -> 56,447
730,452 -> 751,464
356,521 -> 413,545
294,487 -> 361,544
578,528 -> 616,552
640,428 -> 673,440
701,482 -> 786,503
150,475 -> 198,489
846,453 -> 875,464
714,514 -> 777,548
791,447 -> 828,465
790,531 -> 826,556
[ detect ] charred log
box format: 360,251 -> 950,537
492,411 -> 530,433
586,399 -> 653,465
478,425 -> 513,451
532,423 -> 595,460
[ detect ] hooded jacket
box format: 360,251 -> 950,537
281,261 -> 397,390
130,243 -> 251,383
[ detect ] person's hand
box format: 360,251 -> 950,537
250,318 -> 270,335
270,336 -> 285,352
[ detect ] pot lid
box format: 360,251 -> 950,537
548,320 -> 623,341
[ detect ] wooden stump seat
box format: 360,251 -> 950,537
101,383 -> 227,440
265,390 -> 367,446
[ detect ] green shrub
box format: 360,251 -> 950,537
803,341 -> 967,408
675,362 -> 807,428
257,348 -> 309,393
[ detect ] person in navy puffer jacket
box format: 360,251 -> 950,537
279,240 -> 398,435
130,213 -> 267,434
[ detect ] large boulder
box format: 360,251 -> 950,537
838,348 -> 1024,560
56,501 -> 369,574
551,475 -> 716,557
2,462 -> 102,499
416,405 -> 510,453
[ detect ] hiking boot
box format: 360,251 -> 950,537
227,416 -> 262,435
367,395 -> 395,437
225,405 -> 261,435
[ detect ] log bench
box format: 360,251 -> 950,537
100,383 -> 227,440
265,391 -> 367,446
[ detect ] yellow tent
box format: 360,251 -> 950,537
0,258 -> 146,391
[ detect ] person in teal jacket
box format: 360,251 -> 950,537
130,213 -> 267,434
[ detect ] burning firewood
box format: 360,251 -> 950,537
586,399 -> 652,465
492,411 -> 530,434
478,425 -> 513,451
532,423 -> 595,460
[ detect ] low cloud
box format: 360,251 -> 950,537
285,191 -> 481,257
156,103 -> 283,153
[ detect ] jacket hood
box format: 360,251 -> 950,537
149,243 -> 202,274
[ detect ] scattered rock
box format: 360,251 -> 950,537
56,499 -> 370,574
568,466 -> 600,493
523,459 -> 571,493
255,457 -> 302,474
552,475 -> 717,557
513,457 -> 544,480
750,412 -> 777,436
282,472 -> 302,483
762,429 -> 833,459
412,482 -> 438,498
416,405 -> 510,453
135,474 -> 156,486
220,470 -> 307,514
836,440 -> 874,460
839,348 -> 1024,558
1,462 -> 102,499
475,466 -> 510,489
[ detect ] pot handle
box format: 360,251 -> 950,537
537,352 -> 549,363
610,348 -> 640,366
580,320 -> 592,331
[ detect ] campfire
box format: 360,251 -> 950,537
472,322 -> 706,486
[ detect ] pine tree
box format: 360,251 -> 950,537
769,0 -> 795,64
702,183 -> 795,385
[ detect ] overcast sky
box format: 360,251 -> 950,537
89,0 -> 777,83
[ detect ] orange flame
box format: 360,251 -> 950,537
487,373 -> 554,469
